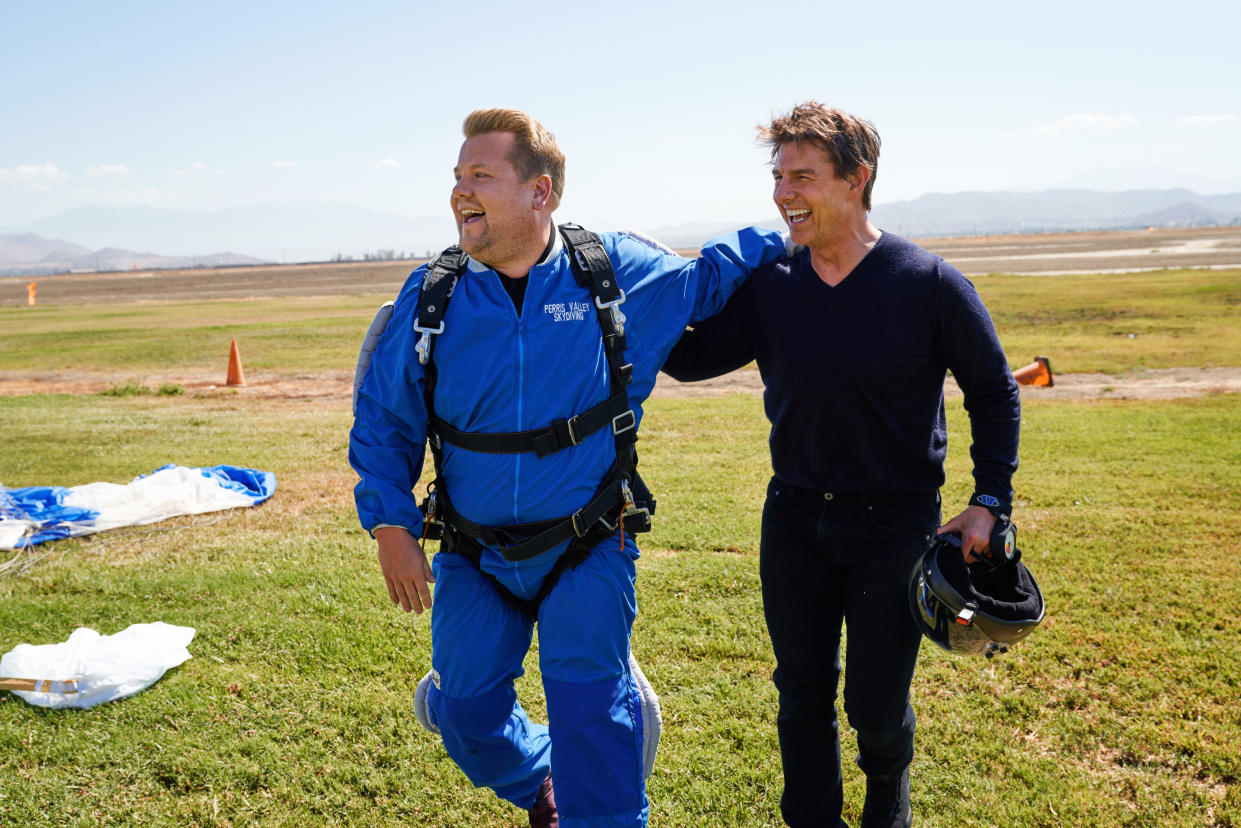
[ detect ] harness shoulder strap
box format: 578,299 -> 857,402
414,247 -> 468,367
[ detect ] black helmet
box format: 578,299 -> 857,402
908,521 -> 1045,658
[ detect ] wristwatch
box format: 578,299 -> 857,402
969,493 -> 1011,519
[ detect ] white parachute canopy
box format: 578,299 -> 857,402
1,622 -> 196,709
0,464 -> 276,550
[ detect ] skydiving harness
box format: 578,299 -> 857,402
412,224 -> 655,617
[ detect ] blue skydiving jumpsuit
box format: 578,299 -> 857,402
350,227 -> 786,827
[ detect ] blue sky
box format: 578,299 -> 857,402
3,0 -> 1239,233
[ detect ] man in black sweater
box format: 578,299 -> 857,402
662,102 -> 1020,828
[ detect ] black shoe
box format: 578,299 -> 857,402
528,773 -> 558,828
860,769 -> 911,828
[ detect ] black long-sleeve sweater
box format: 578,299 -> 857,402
662,232 -> 1020,510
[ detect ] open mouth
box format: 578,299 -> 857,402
460,208 -> 484,225
785,208 -> 810,226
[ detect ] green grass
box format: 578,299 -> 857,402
1,267 -> 1240,826
98,380 -> 185,397
973,268 -> 1241,373
1,390 -> 1238,826
2,267 -> 1239,376
0,295 -> 384,374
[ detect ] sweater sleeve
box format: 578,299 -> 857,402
935,264 -> 1021,511
660,285 -> 758,382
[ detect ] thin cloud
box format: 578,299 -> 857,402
97,188 -> 180,206
272,159 -> 297,168
1179,114 -> 1237,126
0,163 -> 69,187
376,158 -> 404,169
86,164 -> 130,177
175,161 -> 208,176
1034,113 -> 1137,135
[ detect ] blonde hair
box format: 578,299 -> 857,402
463,108 -> 565,210
759,102 -> 881,211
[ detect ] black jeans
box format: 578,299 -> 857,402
760,478 -> 939,828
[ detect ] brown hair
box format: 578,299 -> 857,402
463,108 -> 565,210
759,102 -> 881,211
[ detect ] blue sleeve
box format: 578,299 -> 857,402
687,227 -> 788,322
348,270 -> 431,535
609,226 -> 785,388
936,265 -> 1021,508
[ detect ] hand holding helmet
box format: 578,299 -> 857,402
908,520 -> 1045,658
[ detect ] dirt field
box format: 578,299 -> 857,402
0,259 -> 417,307
4,227 -> 1240,400
4,226 -> 1241,308
3,365 -> 1239,402
921,225 -> 1241,275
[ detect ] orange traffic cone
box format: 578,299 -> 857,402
27,281 -> 36,306
226,339 -> 247,387
1013,356 -> 1053,387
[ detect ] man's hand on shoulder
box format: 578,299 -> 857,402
936,505 -> 998,564
374,526 -> 435,614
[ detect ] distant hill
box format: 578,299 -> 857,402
0,233 -> 268,277
17,202 -> 456,264
651,188 -> 1241,248
10,189 -> 1241,268
0,233 -> 91,267
870,188 -> 1241,237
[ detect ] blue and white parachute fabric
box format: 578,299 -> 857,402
0,465 -> 276,550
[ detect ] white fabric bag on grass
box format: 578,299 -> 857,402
0,622 -> 195,709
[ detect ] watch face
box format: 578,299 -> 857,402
975,494 -> 1002,510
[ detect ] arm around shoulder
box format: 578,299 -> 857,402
661,288 -> 758,382
690,226 -> 788,321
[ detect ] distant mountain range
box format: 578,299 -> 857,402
0,202 -> 457,273
651,188 -> 1241,248
0,232 -> 266,277
3,188 -> 1240,275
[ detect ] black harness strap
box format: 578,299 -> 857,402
436,460 -> 645,561
442,521 -> 616,620
413,247 -> 467,366
429,388 -> 632,458
560,223 -> 652,526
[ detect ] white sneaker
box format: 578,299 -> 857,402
413,669 -> 440,735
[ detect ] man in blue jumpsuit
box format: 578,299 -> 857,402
349,108 -> 786,827
663,102 -> 1021,827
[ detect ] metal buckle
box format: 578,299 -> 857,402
570,509 -> 589,538
619,479 -> 650,524
594,287 -> 626,310
623,503 -> 651,523
413,317 -> 445,365
595,288 -> 627,336
565,415 -> 584,446
612,409 -> 636,436
955,607 -> 976,626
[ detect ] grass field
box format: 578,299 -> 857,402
3,268 -> 1240,376
1,266 -> 1239,826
